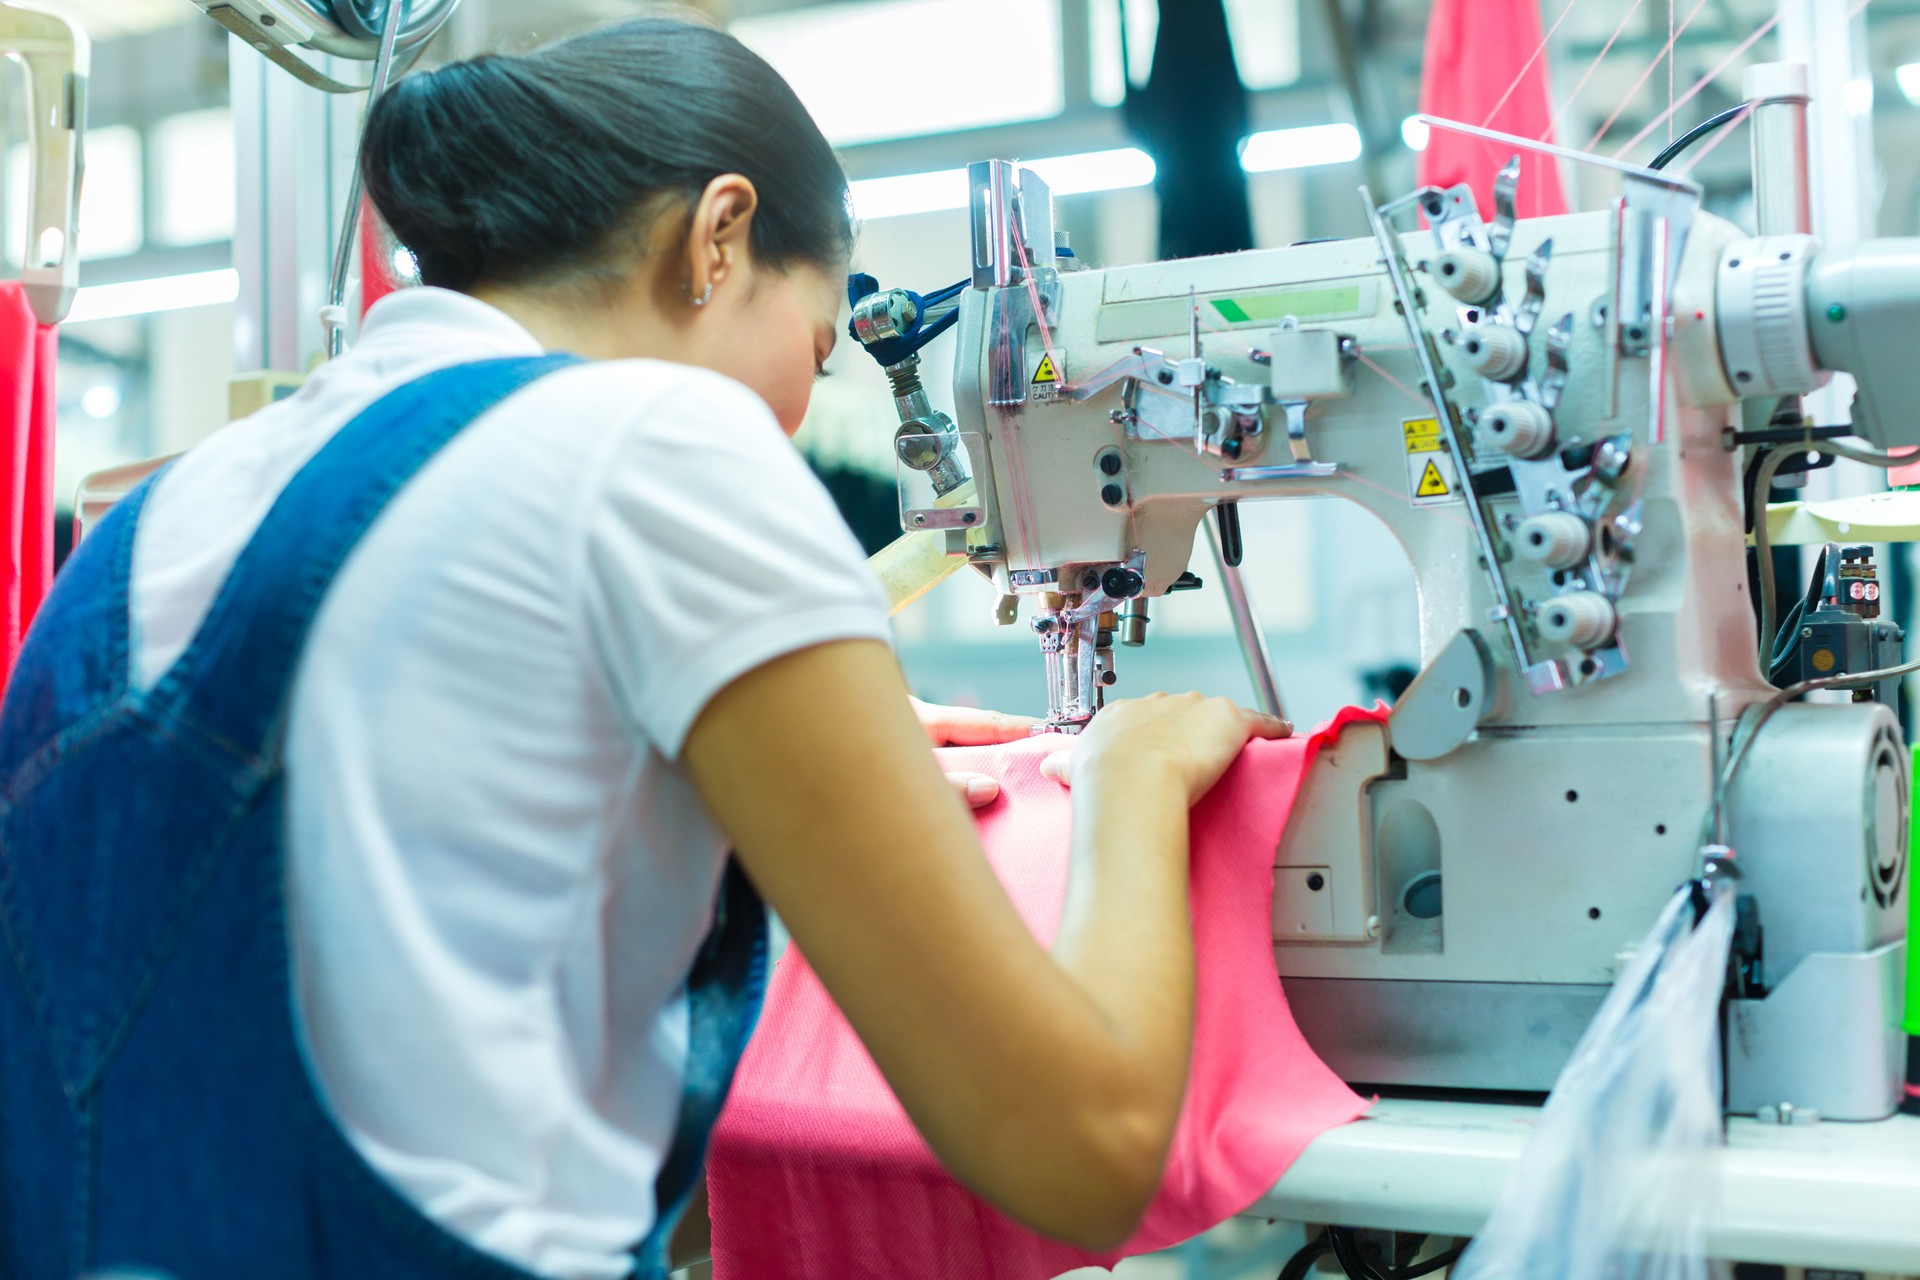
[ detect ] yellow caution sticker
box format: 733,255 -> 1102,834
1031,353 -> 1061,385
1403,416 -> 1461,507
1403,417 -> 1442,454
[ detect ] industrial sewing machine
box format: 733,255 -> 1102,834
853,90 -> 1913,1121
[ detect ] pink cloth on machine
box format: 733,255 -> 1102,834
0,283 -> 55,703
707,707 -> 1384,1280
1417,0 -> 1569,220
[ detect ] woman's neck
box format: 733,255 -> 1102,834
471,279 -> 683,364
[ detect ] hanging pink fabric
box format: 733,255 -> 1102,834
360,201 -> 402,316
1417,0 -> 1569,220
707,707 -> 1383,1280
0,283 -> 55,703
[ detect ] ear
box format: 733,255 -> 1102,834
684,173 -> 759,305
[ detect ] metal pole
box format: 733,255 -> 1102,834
1745,62 -> 1812,237
1204,518 -> 1286,721
323,0 -> 408,359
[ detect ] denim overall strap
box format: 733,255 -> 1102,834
150,355 -> 578,761
632,860 -> 770,1276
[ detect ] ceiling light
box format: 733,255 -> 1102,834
1240,123 -> 1364,173
66,268 -> 240,324
1898,63 -> 1920,105
849,148 -> 1155,221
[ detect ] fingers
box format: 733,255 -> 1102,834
913,697 -> 1040,747
946,771 -> 1001,808
1245,710 -> 1294,739
933,707 -> 1041,747
1039,751 -> 1074,787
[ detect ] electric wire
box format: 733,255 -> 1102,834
1647,103 -> 1751,170
1277,1232 -> 1330,1280
1707,650 -> 1920,852
1710,432 -> 1918,848
1750,444 -> 1794,663
1610,10 -> 1782,160
1752,434 -> 1914,668
1321,1228 -> 1467,1280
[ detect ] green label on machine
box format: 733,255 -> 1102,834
1208,286 -> 1363,325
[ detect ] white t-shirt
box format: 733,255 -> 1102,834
128,289 -> 892,1279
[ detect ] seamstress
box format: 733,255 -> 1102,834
0,16 -> 1288,1280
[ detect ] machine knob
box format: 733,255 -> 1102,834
894,420 -> 954,471
1480,400 -> 1556,458
851,289 -> 919,345
1101,567 -> 1145,599
1537,591 -> 1617,649
1515,511 -> 1592,569
1458,322 -> 1528,382
1432,247 -> 1501,304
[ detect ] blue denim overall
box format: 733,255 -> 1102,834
0,357 -> 769,1280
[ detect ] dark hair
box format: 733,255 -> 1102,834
360,16 -> 852,294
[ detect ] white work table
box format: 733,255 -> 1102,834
1250,1098 -> 1920,1272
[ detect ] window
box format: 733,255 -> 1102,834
1224,0 -> 1300,91
732,0 -> 1064,146
1090,0 -> 1159,107
77,125 -> 145,260
1090,0 -> 1299,105
152,108 -> 236,246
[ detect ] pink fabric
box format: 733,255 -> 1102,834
1417,0 -> 1569,220
708,707 -> 1383,1279
359,201 -> 402,317
0,283 -> 54,702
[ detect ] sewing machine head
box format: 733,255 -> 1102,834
853,119 -> 1917,1120
852,143 -> 1920,743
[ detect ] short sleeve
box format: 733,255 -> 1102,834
579,368 -> 893,759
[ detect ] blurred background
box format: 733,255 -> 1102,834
9,0 -> 1908,727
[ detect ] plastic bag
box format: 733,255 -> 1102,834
1451,878 -> 1736,1280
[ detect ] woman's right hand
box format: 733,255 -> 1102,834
1043,692 -> 1292,806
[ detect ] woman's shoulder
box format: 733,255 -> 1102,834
534,358 -> 778,438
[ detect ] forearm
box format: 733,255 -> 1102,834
1055,765 -> 1196,1079
689,645 -> 1214,1246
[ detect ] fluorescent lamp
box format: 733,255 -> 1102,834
1027,147 -> 1156,196
66,268 -> 240,324
1401,116 -> 1431,152
1899,63 -> 1920,106
848,147 -> 1155,221
1844,75 -> 1874,118
849,125 -> 1366,223
847,167 -> 971,220
1239,122 -> 1363,173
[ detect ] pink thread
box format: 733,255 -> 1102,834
1479,0 -> 1583,130
1611,12 -> 1782,160
1543,0 -> 1645,141
1585,0 -> 1711,152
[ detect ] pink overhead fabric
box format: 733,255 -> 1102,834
0,284 -> 55,703
1417,0 -> 1569,219
707,707 -> 1383,1279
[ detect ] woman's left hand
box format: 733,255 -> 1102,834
913,696 -> 1038,809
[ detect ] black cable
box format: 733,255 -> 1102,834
1277,1231 -> 1330,1280
1322,1227 -> 1467,1280
1397,1242 -> 1468,1278
1328,1227 -> 1387,1280
1648,104 -> 1750,170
